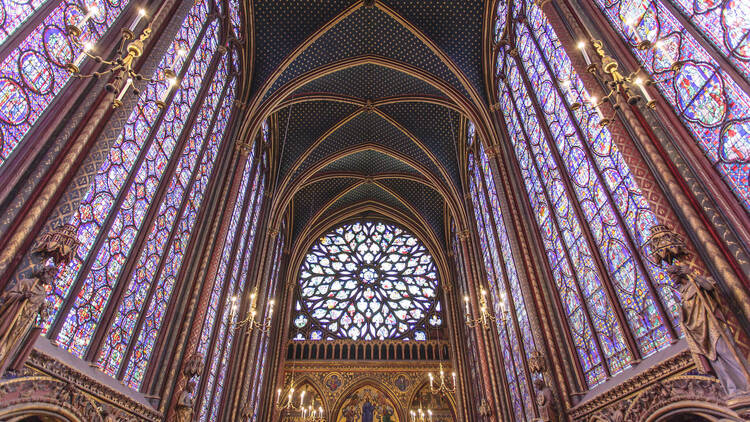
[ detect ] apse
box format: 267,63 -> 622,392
0,1 -> 748,422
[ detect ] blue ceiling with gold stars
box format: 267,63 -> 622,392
244,0 -> 486,248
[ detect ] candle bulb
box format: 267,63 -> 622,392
463,296 -> 470,316
128,8 -> 147,32
300,390 -> 305,407
589,96 -> 605,121
634,77 -> 653,102
577,41 -> 591,66
78,5 -> 100,28
72,42 -> 93,69
452,371 -> 456,386
115,78 -> 133,102
157,74 -> 177,108
429,373 -> 434,389
276,388 -> 281,403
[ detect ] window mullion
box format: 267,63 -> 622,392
503,72 -> 614,379
112,68 -> 232,379
46,18 -> 213,340
0,0 -> 61,63
475,155 -> 537,419
195,156 -> 261,408
659,0 -> 750,90
520,18 -> 679,341
510,50 -> 643,364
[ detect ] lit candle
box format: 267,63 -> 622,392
72,42 -> 93,68
300,390 -> 305,407
463,296 -> 470,316
589,96 -> 605,121
158,74 -> 178,107
77,5 -> 100,29
577,41 -> 591,66
627,19 -> 641,44
128,8 -> 148,32
452,371 -> 456,386
276,388 -> 281,403
319,407 -> 323,418
115,78 -> 133,102
634,77 -> 653,103
429,373 -> 434,389
428,409 -> 433,421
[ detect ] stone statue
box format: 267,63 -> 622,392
668,264 -> 750,395
0,265 -> 57,370
534,378 -> 558,421
175,380 -> 196,422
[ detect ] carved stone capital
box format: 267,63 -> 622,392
235,139 -> 253,155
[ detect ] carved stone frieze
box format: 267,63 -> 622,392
570,350 -> 745,421
0,349 -> 164,421
570,350 -> 693,419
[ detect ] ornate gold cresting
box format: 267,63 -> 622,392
643,225 -> 750,397
65,5 -> 179,109
573,38 -> 656,127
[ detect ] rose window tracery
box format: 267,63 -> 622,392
293,221 -> 442,341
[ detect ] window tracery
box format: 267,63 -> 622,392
593,0 -> 749,210
490,0 -> 682,388
0,0 -> 131,169
197,119 -> 269,421
293,221 -> 442,341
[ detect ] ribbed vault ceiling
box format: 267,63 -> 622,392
241,0 -> 490,249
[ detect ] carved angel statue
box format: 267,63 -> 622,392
667,264 -> 750,395
0,265 -> 57,370
175,380 -> 196,422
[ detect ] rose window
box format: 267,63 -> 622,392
293,221 -> 442,341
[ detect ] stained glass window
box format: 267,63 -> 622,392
198,121 -> 269,422
228,0 -> 242,38
0,0 -> 131,169
28,0 -> 242,391
593,0 -> 750,210
466,121 -> 539,420
293,221 -> 442,341
491,0 -> 680,388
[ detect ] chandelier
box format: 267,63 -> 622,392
65,4 -> 178,108
274,369 -> 324,421
428,363 -> 456,396
232,287 -> 274,334
464,287 -> 508,329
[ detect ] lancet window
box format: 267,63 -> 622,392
492,0 -> 681,388
34,0 -> 239,389
593,0 -> 749,210
197,121 -> 268,421
293,221 -> 443,341
0,0 -> 131,169
466,121 -> 538,419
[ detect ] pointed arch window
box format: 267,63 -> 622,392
34,0 -> 239,389
292,221 -> 443,341
197,120 -> 268,421
244,232 -> 285,422
466,122 -> 538,419
592,0 -> 749,210
0,0 -> 131,169
492,0 -> 681,388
